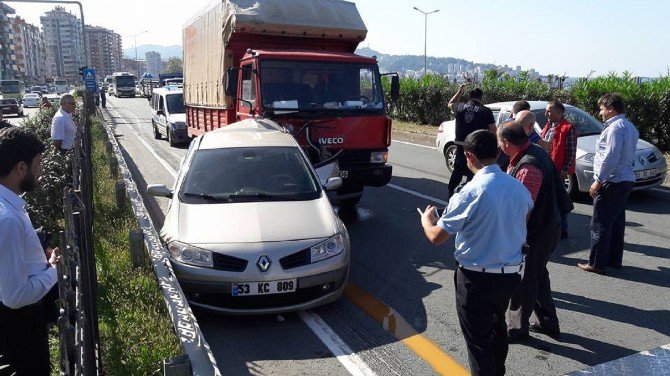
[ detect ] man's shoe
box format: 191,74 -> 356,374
577,263 -> 607,275
529,323 -> 561,341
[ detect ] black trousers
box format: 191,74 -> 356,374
455,267 -> 521,376
507,227 -> 561,338
0,302 -> 50,376
589,181 -> 634,270
448,145 -> 474,197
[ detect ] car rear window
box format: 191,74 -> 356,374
1,99 -> 17,104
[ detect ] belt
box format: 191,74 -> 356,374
460,263 -> 523,274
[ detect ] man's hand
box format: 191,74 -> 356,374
417,205 -> 438,226
589,181 -> 601,198
48,247 -> 61,268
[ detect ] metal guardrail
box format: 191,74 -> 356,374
99,105 -> 221,375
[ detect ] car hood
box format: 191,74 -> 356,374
173,196 -> 338,244
167,113 -> 185,124
577,134 -> 656,157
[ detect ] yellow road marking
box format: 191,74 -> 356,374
344,284 -> 469,376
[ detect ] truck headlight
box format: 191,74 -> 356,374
578,153 -> 594,163
168,241 -> 213,267
370,151 -> 388,164
310,233 -> 345,263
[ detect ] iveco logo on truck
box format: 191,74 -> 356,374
318,137 -> 344,145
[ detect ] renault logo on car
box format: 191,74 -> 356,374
257,255 -> 271,272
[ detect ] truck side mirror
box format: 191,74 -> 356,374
390,75 -> 400,102
225,68 -> 239,97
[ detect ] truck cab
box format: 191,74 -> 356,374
226,49 -> 399,207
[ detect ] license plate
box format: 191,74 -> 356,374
635,169 -> 656,179
231,278 -> 297,296
339,170 -> 349,179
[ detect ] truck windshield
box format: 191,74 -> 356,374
115,76 -> 135,87
166,93 -> 185,114
260,60 -> 384,112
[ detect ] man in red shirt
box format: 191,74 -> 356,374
499,122 -> 563,341
540,101 -> 577,239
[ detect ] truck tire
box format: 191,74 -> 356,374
337,186 -> 363,210
444,144 -> 457,173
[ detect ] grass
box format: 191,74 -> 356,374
392,119 -> 439,136
50,117 -> 181,375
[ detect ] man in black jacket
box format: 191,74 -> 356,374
498,122 -> 563,341
0,112 -> 13,129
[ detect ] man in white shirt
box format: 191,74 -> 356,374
0,127 -> 61,375
50,94 -> 78,150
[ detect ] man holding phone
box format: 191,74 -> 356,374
418,130 -> 533,376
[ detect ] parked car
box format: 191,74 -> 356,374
0,98 -> 24,117
22,93 -> 41,107
147,118 -> 350,314
436,100 -> 668,197
150,87 -> 188,146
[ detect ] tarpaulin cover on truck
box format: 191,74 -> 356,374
183,0 -> 368,108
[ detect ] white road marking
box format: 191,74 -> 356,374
298,311 -> 377,376
391,139 -> 436,150
109,108 -> 178,178
387,183 -> 449,206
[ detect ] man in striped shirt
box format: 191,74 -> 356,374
498,122 -> 563,341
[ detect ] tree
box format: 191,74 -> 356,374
163,57 -> 183,74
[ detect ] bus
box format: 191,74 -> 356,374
54,78 -> 68,94
112,72 -> 137,98
0,80 -> 25,102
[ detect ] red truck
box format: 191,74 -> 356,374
183,0 -> 399,208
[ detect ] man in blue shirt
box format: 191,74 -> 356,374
418,130 -> 533,376
578,93 -> 639,274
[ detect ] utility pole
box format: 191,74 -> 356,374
413,6 -> 439,76
126,30 -> 148,78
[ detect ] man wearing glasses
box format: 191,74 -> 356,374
50,94 -> 77,151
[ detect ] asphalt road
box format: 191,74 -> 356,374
101,96 -> 670,376
3,106 -> 39,126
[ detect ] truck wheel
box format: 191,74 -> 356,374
339,196 -> 361,210
444,144 -> 457,173
337,186 -> 363,210
153,121 -> 161,139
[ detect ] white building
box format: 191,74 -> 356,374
145,51 -> 162,77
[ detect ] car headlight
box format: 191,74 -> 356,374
167,241 -> 213,267
578,153 -> 594,163
370,151 -> 388,164
310,233 -> 345,263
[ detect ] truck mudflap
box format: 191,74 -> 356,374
339,163 -> 392,188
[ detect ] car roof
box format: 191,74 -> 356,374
198,119 -> 299,150
485,100 -> 580,111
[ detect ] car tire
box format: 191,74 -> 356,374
444,144 -> 457,173
153,121 -> 161,139
564,174 -> 578,200
167,127 -> 176,147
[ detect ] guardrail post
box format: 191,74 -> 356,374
115,181 -> 126,210
109,156 -> 118,178
129,229 -> 146,268
163,355 -> 191,376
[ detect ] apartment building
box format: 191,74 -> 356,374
41,6 -> 85,83
0,3 -> 16,80
85,25 -> 122,78
10,17 -> 47,85
145,51 -> 162,77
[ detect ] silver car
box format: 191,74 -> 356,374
148,118 -> 350,314
436,101 -> 668,197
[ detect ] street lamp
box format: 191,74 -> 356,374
125,30 -> 148,77
413,7 -> 439,76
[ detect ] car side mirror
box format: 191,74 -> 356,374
390,75 -> 400,102
323,177 -> 343,191
225,68 -> 239,98
147,184 -> 173,198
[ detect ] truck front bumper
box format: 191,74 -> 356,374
340,163 -> 392,188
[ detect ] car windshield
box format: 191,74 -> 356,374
166,93 -> 185,114
259,60 -> 384,112
533,107 -> 603,136
180,146 -> 321,204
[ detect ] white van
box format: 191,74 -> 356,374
150,87 -> 188,146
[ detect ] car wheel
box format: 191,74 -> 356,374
564,174 -> 578,200
153,121 -> 161,139
167,127 -> 176,147
444,144 -> 457,173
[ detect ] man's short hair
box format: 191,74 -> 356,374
463,130 -> 498,160
468,88 -> 483,100
499,122 -> 529,146
0,127 -> 45,177
516,110 -> 536,130
547,100 -> 565,113
598,92 -> 625,114
60,94 -> 75,106
512,100 -> 531,115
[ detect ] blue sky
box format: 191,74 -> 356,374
5,0 -> 669,77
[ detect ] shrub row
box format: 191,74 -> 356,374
384,72 -> 670,151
